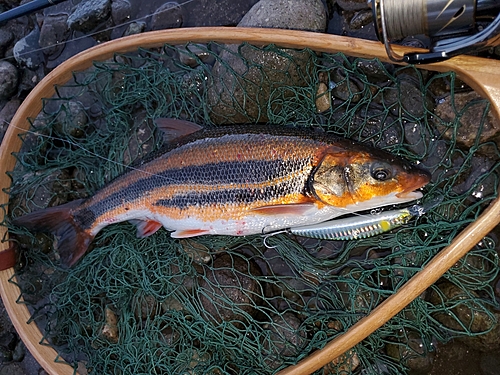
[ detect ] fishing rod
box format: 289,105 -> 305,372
0,0 -> 68,25
369,0 -> 500,64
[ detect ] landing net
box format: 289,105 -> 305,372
4,42 -> 500,374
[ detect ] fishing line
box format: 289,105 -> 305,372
0,0 -> 197,64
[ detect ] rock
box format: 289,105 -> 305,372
238,0 -> 326,31
17,68 -> 40,97
349,10 -> 373,29
54,100 -> 89,137
101,307 -> 119,343
0,29 -> 14,57
480,352 -> 500,375
123,21 -> 146,36
67,0 -> 111,33
13,28 -> 44,69
337,0 -> 370,11
179,239 -> 212,264
38,13 -> 70,59
111,0 -> 131,25
330,68 -> 362,102
315,82 -> 331,113
178,44 -> 215,68
429,282 -> 500,352
322,350 -> 360,374
386,330 -> 434,374
11,340 -> 25,362
434,90 -> 500,149
197,253 -> 262,325
0,61 -> 18,100
180,0 -> 259,27
207,0 -> 326,124
382,75 -> 430,119
0,363 -> 24,375
0,98 -> 21,142
264,312 -> 307,369
151,2 -> 183,30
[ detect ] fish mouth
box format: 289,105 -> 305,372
396,168 -> 431,199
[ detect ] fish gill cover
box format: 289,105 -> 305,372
3,42 -> 500,374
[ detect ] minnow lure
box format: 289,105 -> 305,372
12,119 -> 431,266
289,205 -> 423,240
289,197 -> 441,240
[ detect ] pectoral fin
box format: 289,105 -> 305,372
130,220 -> 163,238
155,118 -> 203,142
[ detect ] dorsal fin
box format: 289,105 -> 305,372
154,118 -> 203,142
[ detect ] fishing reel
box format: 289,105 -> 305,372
369,0 -> 500,63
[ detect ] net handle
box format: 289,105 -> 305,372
1,27 -> 500,375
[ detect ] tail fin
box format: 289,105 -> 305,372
12,199 -> 94,267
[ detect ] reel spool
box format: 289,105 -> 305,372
370,0 -> 500,63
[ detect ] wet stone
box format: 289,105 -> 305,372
151,2 -> 183,30
123,21 -> 146,36
178,44 -> 215,68
240,0 -> 326,31
17,61 -> 41,96
0,99 -> 20,142
349,10 -> 373,29
0,331 -> 17,362
480,352 -> 500,375
0,29 -> 14,57
197,253 -> 262,325
434,90 -> 500,149
329,68 -> 362,102
0,363 -> 24,375
264,312 -> 307,369
54,100 -> 89,137
322,350 -> 360,374
315,82 -> 331,113
207,0 -> 326,124
0,61 -> 18,101
337,0 -> 370,11
111,0 -> 131,25
13,27 -> 44,69
67,0 -> 112,33
382,77 -> 430,119
429,282 -> 500,352
386,330 -> 434,374
39,13 -> 70,59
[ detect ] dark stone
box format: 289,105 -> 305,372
0,61 -> 18,99
13,27 -> 44,69
151,2 -> 183,30
67,0 -> 111,32
38,13 -> 70,59
197,253 -> 262,325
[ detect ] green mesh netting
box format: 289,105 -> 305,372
4,42 -> 500,374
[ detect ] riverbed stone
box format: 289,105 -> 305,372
207,0 -> 327,124
434,90 -> 500,148
13,28 -> 44,69
0,61 -> 18,100
39,13 -> 70,59
67,0 -> 112,32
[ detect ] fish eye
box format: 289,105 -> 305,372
371,164 -> 392,181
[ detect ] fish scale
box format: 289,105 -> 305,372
12,120 -> 431,266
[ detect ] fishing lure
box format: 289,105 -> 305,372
289,203 -> 430,240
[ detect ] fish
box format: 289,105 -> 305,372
11,118 -> 431,267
